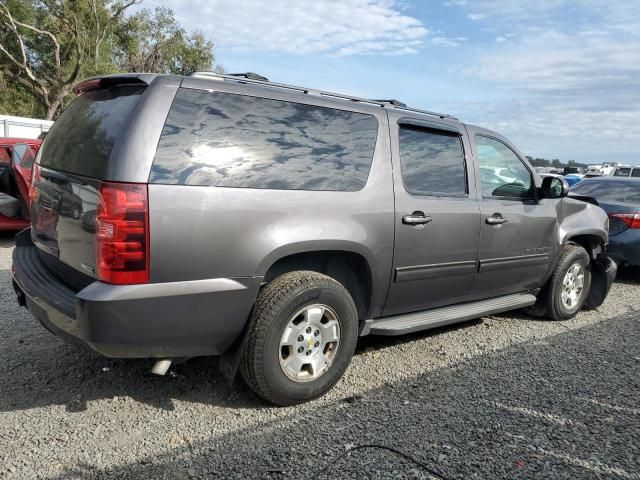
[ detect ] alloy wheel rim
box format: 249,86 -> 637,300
561,263 -> 585,310
278,304 -> 341,383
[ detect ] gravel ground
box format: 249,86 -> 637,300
0,231 -> 639,479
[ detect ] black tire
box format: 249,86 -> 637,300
545,243 -> 592,321
240,271 -> 358,406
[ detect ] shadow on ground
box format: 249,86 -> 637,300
45,313 -> 639,480
0,275 -> 486,413
0,230 -> 16,246
616,265 -> 640,285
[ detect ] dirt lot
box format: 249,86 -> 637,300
1,232 -> 639,479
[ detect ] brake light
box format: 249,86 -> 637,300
609,212 -> 640,229
29,163 -> 41,204
72,78 -> 102,95
96,182 -> 149,284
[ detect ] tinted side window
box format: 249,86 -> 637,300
150,90 -> 379,191
11,144 -> 34,169
11,144 -> 26,166
398,126 -> 466,196
631,169 -> 640,178
614,168 -> 631,177
476,135 -> 533,199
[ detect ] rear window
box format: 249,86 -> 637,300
614,168 -> 631,177
38,84 -> 145,179
150,89 -> 379,191
571,180 -> 640,203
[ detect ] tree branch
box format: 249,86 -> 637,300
10,18 -> 61,69
63,13 -> 82,86
0,2 -> 37,82
110,0 -> 140,21
90,0 -> 101,62
1,68 -> 48,102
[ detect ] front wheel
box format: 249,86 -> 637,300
240,271 -> 358,406
545,244 -> 592,321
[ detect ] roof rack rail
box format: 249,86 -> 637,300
227,72 -> 270,82
187,71 -> 457,120
371,99 -> 407,107
395,105 -> 458,120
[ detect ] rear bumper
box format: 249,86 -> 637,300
11,233 -> 262,358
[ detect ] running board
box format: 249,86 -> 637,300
362,293 -> 537,336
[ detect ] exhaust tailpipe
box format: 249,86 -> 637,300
151,359 -> 172,376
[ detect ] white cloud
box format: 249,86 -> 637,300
444,1 -> 640,162
160,0 -> 429,55
459,99 -> 640,163
431,36 -> 462,47
460,30 -> 640,160
465,32 -> 640,96
455,0 -> 640,34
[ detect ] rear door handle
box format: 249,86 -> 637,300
485,214 -> 508,225
402,212 -> 432,226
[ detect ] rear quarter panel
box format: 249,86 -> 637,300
148,107 -> 395,318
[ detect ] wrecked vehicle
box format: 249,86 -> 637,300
11,73 -> 616,405
0,138 -> 40,231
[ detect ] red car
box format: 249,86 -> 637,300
0,138 -> 41,231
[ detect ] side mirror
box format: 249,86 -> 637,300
541,176 -> 569,199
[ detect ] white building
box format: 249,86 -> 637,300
0,115 -> 53,139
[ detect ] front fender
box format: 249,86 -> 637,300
557,198 -> 608,248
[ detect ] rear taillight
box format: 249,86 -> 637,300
29,163 -> 41,204
609,212 -> 640,229
96,182 -> 149,284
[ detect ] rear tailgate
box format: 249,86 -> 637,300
31,80 -> 147,287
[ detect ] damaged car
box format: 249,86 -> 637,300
12,73 -> 617,405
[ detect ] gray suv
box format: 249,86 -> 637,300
11,72 -> 616,405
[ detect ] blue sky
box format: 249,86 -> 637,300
140,0 -> 640,164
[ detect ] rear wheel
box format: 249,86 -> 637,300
240,271 -> 358,406
545,244 -> 591,320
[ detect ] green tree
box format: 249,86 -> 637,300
0,0 -> 139,119
115,7 -> 217,75
0,73 -> 39,117
0,1 -> 218,120
528,157 -> 550,167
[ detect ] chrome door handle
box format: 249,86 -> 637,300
402,213 -> 432,225
485,214 -> 508,225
